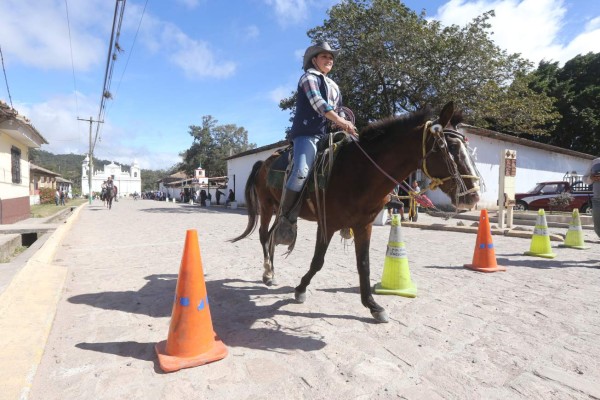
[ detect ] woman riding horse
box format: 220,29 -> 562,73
232,102 -> 481,323
273,41 -> 357,248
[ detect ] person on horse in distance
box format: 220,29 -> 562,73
273,41 -> 357,246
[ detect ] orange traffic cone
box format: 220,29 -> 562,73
464,209 -> 506,272
155,229 -> 227,372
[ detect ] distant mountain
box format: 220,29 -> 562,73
29,149 -> 171,193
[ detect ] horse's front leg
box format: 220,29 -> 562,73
353,224 -> 388,323
259,207 -> 276,286
294,226 -> 333,303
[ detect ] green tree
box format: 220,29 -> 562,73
530,53 -> 600,153
141,167 -> 177,191
282,0 -> 556,134
179,115 -> 256,177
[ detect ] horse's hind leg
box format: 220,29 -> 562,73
294,227 -> 333,303
353,225 -> 388,323
259,207 -> 275,285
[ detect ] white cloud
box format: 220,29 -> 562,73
15,93 -> 94,154
245,25 -> 260,40
0,0 -> 111,70
0,0 -> 236,79
264,0 -> 310,26
268,85 -> 293,104
161,24 -> 236,79
15,93 -> 180,169
134,12 -> 236,79
175,0 -> 200,9
434,0 -> 600,65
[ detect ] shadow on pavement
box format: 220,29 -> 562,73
496,256 -> 600,269
139,206 -> 247,216
71,277 -> 390,363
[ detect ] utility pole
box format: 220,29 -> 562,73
78,117 -> 103,205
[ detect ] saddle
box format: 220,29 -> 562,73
266,132 -> 350,191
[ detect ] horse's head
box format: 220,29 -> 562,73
421,101 -> 481,210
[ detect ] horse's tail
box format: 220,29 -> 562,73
230,160 -> 263,242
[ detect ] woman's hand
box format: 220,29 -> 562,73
342,120 -> 357,135
326,110 -> 358,136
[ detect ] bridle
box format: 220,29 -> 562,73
350,120 -> 481,200
420,121 -> 482,198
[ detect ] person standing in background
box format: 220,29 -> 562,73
583,157 -> 600,238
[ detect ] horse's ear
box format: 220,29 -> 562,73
439,101 -> 455,128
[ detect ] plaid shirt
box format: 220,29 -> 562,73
298,68 -> 342,116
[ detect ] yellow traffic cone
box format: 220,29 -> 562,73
374,214 -> 417,298
524,209 -> 556,259
559,208 -> 589,250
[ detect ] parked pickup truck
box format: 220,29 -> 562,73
515,180 -> 593,213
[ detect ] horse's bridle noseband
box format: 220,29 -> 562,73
421,121 -> 481,197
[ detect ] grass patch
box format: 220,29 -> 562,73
30,198 -> 87,218
0,246 -> 27,263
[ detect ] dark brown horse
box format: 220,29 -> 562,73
101,186 -> 116,210
231,102 -> 481,322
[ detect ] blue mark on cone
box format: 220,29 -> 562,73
197,296 -> 209,311
180,297 -> 190,307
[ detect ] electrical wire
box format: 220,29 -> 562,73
0,44 -> 14,108
105,0 -> 149,118
93,0 -> 127,152
64,0 -> 83,145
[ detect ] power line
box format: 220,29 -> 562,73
0,44 -> 14,108
93,0 -> 127,152
64,0 -> 80,121
105,0 -> 149,118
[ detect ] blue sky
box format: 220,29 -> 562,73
1,0 -> 600,170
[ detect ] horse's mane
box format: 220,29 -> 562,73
358,107 -> 432,142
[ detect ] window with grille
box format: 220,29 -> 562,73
11,146 -> 21,184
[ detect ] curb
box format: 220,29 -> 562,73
402,220 -> 565,242
0,203 -> 86,400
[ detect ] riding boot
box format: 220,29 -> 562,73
272,188 -> 302,246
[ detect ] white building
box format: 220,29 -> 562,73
81,155 -> 141,197
425,125 -> 594,210
226,140 -> 287,205
1,102 -> 48,223
226,128 -> 594,210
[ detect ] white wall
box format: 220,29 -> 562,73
227,132 -> 593,211
0,134 -> 30,199
227,147 -> 286,206
425,132 -> 592,210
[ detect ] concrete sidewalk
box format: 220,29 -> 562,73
2,199 -> 599,400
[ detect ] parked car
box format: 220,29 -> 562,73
515,180 -> 592,213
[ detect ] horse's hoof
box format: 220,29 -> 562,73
262,276 -> 276,286
371,310 -> 389,323
295,290 -> 306,303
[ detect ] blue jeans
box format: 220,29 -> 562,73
286,136 -> 323,192
593,197 -> 600,238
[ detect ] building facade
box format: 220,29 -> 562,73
81,156 -> 141,197
226,140 -> 288,206
0,102 -> 48,223
424,125 -> 594,210
226,129 -> 595,211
